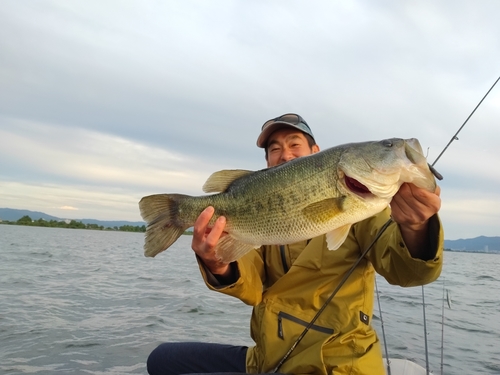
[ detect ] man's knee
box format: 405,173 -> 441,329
147,343 -> 169,375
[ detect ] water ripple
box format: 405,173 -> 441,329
1,226 -> 499,375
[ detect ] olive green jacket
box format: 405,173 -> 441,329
198,207 -> 444,374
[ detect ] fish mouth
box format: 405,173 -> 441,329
345,175 -> 372,197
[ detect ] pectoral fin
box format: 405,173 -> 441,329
302,197 -> 347,223
325,224 -> 351,251
203,169 -> 254,193
214,235 -> 260,263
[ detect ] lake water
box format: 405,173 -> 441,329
0,225 -> 499,374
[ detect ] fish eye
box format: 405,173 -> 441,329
382,139 -> 393,147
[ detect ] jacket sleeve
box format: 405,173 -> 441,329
355,207 -> 444,287
197,247 -> 267,306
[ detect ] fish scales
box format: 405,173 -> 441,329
215,149 -> 340,243
139,138 -> 436,262
177,151 -> 339,242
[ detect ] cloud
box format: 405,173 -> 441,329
59,206 -> 79,211
0,180 -> 142,221
0,117 -> 226,193
0,1 -> 499,239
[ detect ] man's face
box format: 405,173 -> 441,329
266,128 -> 320,167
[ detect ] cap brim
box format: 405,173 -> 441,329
257,122 -> 312,148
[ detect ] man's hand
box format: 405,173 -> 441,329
390,183 -> 441,258
191,206 -> 231,276
391,183 -> 441,228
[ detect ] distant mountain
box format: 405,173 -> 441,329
0,208 -> 61,221
444,236 -> 500,252
0,208 -> 145,228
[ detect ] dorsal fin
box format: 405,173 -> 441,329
202,169 -> 254,193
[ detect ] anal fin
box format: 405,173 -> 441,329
214,236 -> 260,263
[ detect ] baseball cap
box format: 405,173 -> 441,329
257,113 -> 315,148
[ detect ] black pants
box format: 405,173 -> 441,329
147,342 -> 249,375
147,341 -> 286,375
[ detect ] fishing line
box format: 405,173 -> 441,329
422,283 -> 431,375
271,75 -> 500,373
375,278 -> 392,375
440,278 -> 447,375
421,75 -> 499,375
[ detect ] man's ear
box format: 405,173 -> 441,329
312,144 -> 320,154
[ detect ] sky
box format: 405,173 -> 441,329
0,0 -> 499,240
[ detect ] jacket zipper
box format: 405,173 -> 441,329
279,245 -> 289,274
277,311 -> 334,340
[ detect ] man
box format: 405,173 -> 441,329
147,113 -> 443,375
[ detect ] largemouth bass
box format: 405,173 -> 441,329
139,138 -> 436,262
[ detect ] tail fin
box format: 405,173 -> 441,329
139,194 -> 190,257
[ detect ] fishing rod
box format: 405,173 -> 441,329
271,75 -> 500,373
432,75 -> 500,168
271,220 -> 393,373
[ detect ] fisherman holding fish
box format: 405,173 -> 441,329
145,114 -> 443,375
